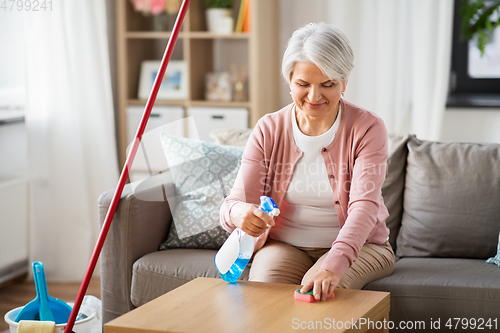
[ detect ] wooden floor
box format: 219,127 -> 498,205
0,276 -> 101,332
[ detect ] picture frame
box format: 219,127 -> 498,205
138,60 -> 188,100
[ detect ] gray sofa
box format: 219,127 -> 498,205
99,133 -> 500,332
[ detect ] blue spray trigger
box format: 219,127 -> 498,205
259,196 -> 280,217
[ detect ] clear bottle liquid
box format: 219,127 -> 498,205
215,196 -> 280,283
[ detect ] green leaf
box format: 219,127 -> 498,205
486,18 -> 493,31
460,0 -> 500,56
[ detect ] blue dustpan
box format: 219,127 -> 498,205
15,262 -> 73,324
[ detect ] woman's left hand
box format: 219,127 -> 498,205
300,269 -> 340,301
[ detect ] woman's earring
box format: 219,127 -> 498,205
341,91 -> 345,97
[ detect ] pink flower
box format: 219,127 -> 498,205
130,0 -> 167,15
131,0 -> 149,14
150,0 -> 166,15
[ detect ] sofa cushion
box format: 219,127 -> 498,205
159,134 -> 244,250
364,258 -> 500,325
131,249 -> 250,307
382,134 -> 411,250
396,136 -> 500,258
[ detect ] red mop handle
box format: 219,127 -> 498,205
64,1 -> 191,332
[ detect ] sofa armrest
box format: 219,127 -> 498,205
98,172 -> 174,323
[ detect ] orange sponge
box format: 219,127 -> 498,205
294,289 -> 335,303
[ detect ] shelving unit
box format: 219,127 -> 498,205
115,0 -> 280,165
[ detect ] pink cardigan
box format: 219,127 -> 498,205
220,99 -> 390,279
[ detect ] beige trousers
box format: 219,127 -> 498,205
249,240 -> 395,290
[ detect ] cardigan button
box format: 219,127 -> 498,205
329,175 -> 334,179
335,200 -> 340,205
322,148 -> 327,152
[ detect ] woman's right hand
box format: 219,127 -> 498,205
229,202 -> 275,237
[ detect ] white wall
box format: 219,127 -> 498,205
279,0 -> 500,144
0,9 -> 25,108
442,108 -> 500,143
0,122 -> 28,178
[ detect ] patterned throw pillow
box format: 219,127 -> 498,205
159,133 -> 244,250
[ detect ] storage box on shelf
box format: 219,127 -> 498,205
126,105 -> 185,181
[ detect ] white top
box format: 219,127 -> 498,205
270,105 -> 341,248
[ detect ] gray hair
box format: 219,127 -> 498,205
282,23 -> 354,83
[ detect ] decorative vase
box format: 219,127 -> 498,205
152,13 -> 168,31
205,9 -> 233,34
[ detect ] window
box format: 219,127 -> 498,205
447,0 -> 500,107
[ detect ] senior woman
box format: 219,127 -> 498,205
220,22 -> 395,301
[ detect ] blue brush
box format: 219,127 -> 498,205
15,262 -> 72,324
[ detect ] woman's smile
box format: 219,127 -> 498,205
305,101 -> 325,109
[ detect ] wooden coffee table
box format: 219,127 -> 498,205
105,277 -> 390,333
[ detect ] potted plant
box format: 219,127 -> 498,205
460,0 -> 500,56
205,0 -> 234,34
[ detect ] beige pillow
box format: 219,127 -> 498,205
209,128 -> 253,147
396,136 -> 500,259
382,134 -> 411,250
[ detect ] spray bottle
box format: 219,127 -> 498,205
215,196 -> 280,283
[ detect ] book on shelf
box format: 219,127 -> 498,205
242,0 -> 251,32
235,0 -> 249,33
